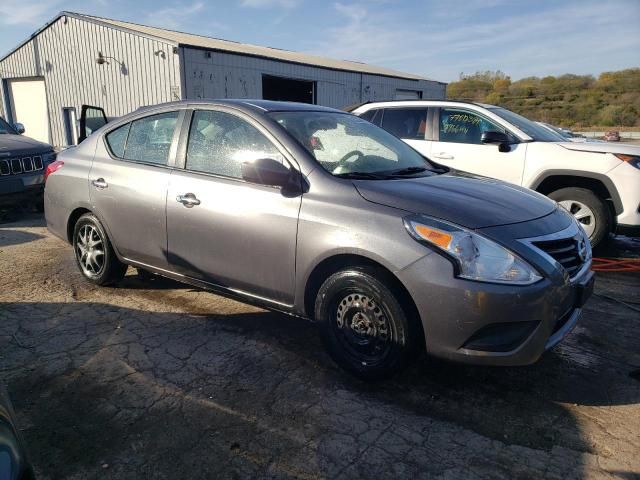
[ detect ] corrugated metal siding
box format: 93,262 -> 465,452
0,15 -> 181,147
182,47 -> 445,109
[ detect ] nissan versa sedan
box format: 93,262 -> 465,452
45,100 -> 594,379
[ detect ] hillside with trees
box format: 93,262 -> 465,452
446,68 -> 640,129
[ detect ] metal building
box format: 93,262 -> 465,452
0,12 -> 446,147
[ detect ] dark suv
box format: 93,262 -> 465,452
0,116 -> 56,212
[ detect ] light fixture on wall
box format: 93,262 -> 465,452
96,52 -> 128,75
154,50 -> 166,59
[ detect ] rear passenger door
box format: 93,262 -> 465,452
166,108 -> 301,305
89,110 -> 183,267
429,107 -> 525,185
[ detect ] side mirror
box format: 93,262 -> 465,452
481,131 -> 510,145
481,131 -> 512,152
241,158 -> 291,187
13,123 -> 25,134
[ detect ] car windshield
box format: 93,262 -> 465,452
269,111 -> 440,178
541,122 -> 575,139
0,116 -> 16,134
488,107 -> 565,142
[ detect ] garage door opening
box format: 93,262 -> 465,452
7,77 -> 50,144
262,75 -> 315,104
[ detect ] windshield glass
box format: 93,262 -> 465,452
269,111 -> 439,178
0,116 -> 16,134
488,107 -> 565,142
541,122 -> 577,139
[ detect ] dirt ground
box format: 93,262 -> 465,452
1,213 -> 639,480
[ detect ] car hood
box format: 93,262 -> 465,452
354,173 -> 557,229
557,141 -> 640,155
0,134 -> 52,155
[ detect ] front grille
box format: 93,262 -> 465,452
11,159 -> 22,174
0,155 -> 46,176
533,236 -> 587,278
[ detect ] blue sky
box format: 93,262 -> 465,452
0,0 -> 638,82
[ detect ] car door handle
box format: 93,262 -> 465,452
432,153 -> 454,160
91,178 -> 108,189
176,193 -> 201,208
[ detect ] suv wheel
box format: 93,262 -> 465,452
549,187 -> 611,247
315,267 -> 419,380
73,213 -> 127,285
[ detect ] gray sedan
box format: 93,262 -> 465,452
44,100 -> 594,379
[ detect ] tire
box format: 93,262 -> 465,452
72,213 -> 127,285
314,267 -> 420,380
548,187 -> 611,248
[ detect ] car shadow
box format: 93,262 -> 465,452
0,229 -> 44,247
3,299 -> 638,479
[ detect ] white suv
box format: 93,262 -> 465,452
350,101 -> 640,247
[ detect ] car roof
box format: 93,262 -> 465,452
134,99 -> 342,115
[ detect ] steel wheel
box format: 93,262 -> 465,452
333,292 -> 393,367
75,224 -> 105,277
559,200 -> 596,239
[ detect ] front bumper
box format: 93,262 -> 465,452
607,161 -> 640,229
396,251 -> 594,366
0,171 -> 46,208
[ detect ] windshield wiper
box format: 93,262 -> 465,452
385,166 -> 428,176
334,171 -> 391,180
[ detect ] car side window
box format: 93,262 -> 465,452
105,123 -> 130,158
439,108 -> 506,144
359,108 -> 382,127
381,108 -> 428,140
186,110 -> 286,179
123,111 -> 179,165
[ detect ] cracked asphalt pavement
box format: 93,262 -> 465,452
1,214 -> 639,479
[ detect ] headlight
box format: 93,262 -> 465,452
614,153 -> 640,170
404,215 -> 542,285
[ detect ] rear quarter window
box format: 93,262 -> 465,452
105,123 -> 131,158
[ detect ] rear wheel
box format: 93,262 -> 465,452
315,267 -> 420,380
72,213 -> 127,285
549,187 -> 611,247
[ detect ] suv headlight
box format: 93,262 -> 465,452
613,153 -> 640,170
404,215 -> 542,285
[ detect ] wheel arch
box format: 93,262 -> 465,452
66,207 -> 92,243
302,253 -> 425,348
530,170 -> 622,217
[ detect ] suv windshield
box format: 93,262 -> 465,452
269,111 -> 439,178
488,107 -> 565,142
0,116 -> 17,134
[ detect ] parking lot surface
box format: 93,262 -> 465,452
1,214 -> 639,480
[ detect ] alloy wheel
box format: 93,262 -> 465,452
559,200 -> 596,239
75,224 -> 105,277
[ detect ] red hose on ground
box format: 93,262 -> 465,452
591,257 -> 640,273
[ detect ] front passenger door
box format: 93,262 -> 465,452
430,108 -> 526,185
166,109 -> 301,305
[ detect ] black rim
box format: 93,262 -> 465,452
331,291 -> 394,367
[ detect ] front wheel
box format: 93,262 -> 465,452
549,187 -> 611,248
315,267 -> 420,380
73,213 -> 127,285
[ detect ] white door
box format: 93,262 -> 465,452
8,78 -> 50,144
430,107 -> 525,186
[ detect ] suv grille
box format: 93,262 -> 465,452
0,155 -> 44,176
533,236 -> 588,278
